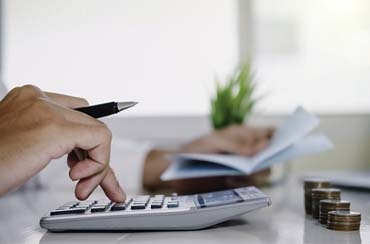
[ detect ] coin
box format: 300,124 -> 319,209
327,221 -> 361,226
311,188 -> 341,219
304,178 -> 331,189
328,211 -> 361,221
319,200 -> 351,224
312,188 -> 341,196
320,199 -> 350,207
303,178 -> 331,215
327,225 -> 360,231
328,211 -> 361,217
326,211 -> 361,231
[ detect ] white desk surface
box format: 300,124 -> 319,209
1,174 -> 369,244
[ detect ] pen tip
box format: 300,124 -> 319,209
117,102 -> 138,111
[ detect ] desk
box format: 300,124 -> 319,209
0,174 -> 369,244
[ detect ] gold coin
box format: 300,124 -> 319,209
303,179 -> 331,215
327,225 -> 360,231
312,188 -> 341,193
328,211 -> 361,223
319,200 -> 350,222
304,178 -> 331,188
320,206 -> 349,210
328,218 -> 361,223
320,199 -> 350,207
327,222 -> 361,227
329,211 -> 361,217
312,193 -> 341,198
311,194 -> 341,219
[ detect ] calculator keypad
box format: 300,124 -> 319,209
49,194 -> 181,216
47,187 -> 267,220
41,187 -> 270,232
50,187 -> 266,216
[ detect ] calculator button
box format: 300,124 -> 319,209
74,204 -> 89,208
171,193 -> 178,200
90,206 -> 107,213
111,203 -> 127,211
167,201 -> 179,208
76,201 -> 95,208
50,210 -> 68,216
153,198 -> 164,201
153,195 -> 164,201
152,200 -> 163,204
94,200 -> 110,205
69,207 -> 88,213
61,201 -> 79,208
55,206 -> 72,210
151,203 -> 163,209
131,203 -> 146,210
133,196 -> 149,201
50,207 -> 87,216
133,201 -> 147,205
93,204 -> 109,208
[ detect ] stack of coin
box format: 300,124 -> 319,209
311,188 -> 341,219
319,200 -> 350,224
303,179 -> 331,215
327,211 -> 361,231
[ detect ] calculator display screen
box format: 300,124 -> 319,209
196,190 -> 243,208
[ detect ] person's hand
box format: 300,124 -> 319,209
143,125 -> 274,193
0,85 -> 125,202
181,125 -> 273,155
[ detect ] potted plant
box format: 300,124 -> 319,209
210,64 -> 257,129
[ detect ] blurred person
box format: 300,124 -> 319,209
143,125 -> 273,194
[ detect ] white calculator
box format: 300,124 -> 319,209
40,186 -> 271,232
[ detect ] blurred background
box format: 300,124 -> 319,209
0,0 -> 369,181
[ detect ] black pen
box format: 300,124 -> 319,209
75,101 -> 138,119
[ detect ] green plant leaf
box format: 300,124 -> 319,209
210,63 -> 260,129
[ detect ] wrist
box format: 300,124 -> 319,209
142,149 -> 175,190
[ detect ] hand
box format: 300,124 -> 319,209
143,125 -> 274,193
181,125 -> 273,155
0,85 -> 125,202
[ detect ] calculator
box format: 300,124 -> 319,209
40,186 -> 271,232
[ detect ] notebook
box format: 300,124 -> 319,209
161,107 -> 333,181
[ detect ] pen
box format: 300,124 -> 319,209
72,101 -> 138,160
75,101 -> 138,119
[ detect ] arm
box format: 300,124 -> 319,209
143,125 -> 273,193
0,85 -> 125,202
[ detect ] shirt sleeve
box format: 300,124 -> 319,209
110,137 -> 154,194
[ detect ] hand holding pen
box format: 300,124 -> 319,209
0,85 -> 136,202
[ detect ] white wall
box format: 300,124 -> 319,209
2,0 -> 370,116
251,0 -> 370,114
0,82 -> 6,98
2,0 -> 239,116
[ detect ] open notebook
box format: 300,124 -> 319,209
161,107 -> 333,181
